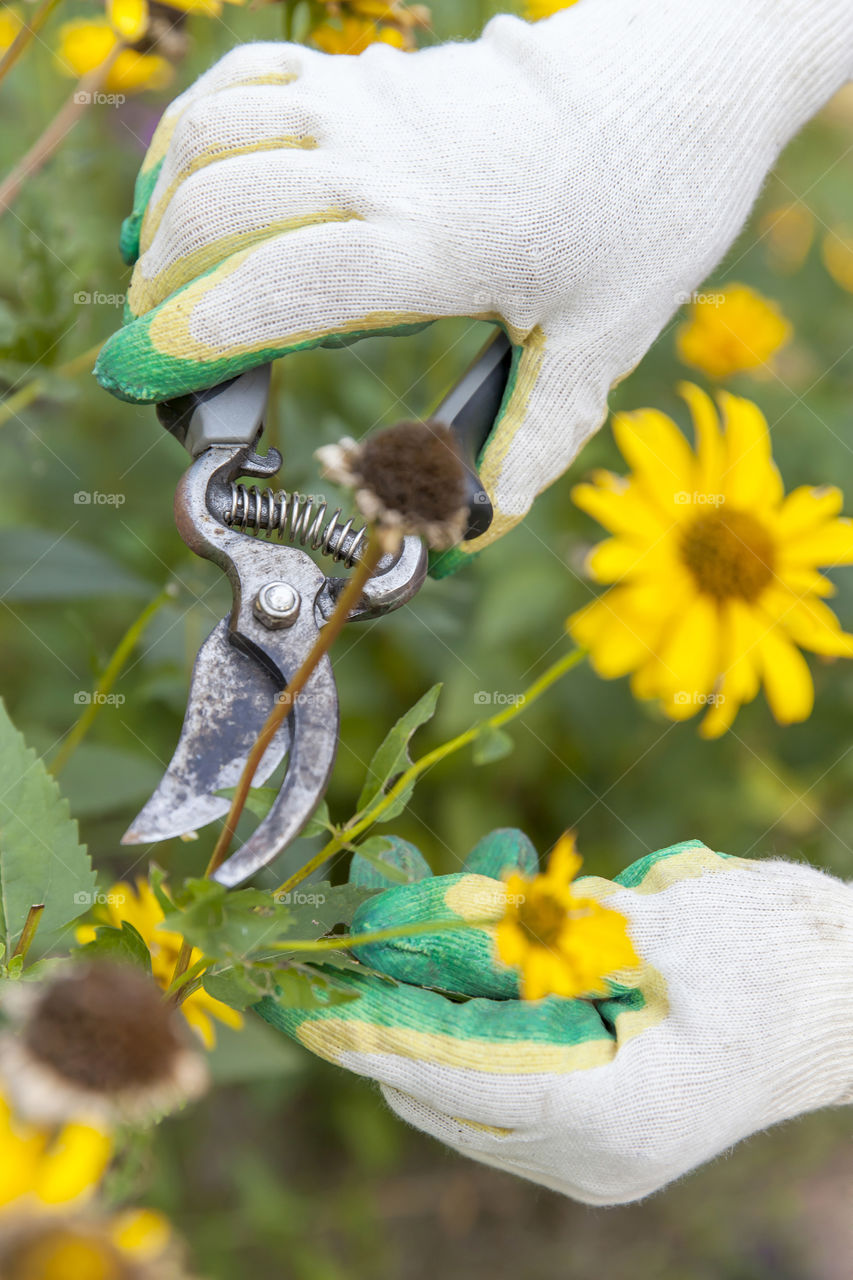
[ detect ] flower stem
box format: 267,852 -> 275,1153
0,0 -> 66,87
0,340 -> 104,430
205,533 -> 384,878
276,645 -> 587,896
50,584 -> 177,777
11,904 -> 45,961
270,917 -> 485,953
0,46 -> 122,217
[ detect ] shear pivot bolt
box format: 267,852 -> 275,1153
254,581 -> 301,629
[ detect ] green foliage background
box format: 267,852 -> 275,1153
1,2 -> 852,1275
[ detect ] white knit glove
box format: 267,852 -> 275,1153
95,0 -> 853,554
261,841 -> 853,1205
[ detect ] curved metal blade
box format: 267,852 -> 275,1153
212,650 -> 338,888
122,619 -> 290,844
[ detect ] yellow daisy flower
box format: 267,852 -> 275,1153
0,1090 -> 112,1212
56,19 -> 173,94
524,0 -> 579,19
76,880 -> 242,1049
496,834 -> 639,1002
568,384 -> 853,737
676,283 -> 791,379
822,227 -> 853,294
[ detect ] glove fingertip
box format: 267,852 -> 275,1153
349,837 -> 432,890
464,828 -> 539,880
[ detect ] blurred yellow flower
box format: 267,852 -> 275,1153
524,0 -> 579,19
0,1091 -> 112,1212
569,384 -> 853,736
496,834 -> 639,1001
76,879 -> 242,1049
676,283 -> 791,379
822,227 -> 853,293
310,0 -> 429,53
107,0 -> 149,41
0,5 -> 23,53
760,204 -> 814,275
56,19 -> 173,94
0,1207 -> 184,1280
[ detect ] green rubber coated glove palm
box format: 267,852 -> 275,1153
259,831 -> 853,1205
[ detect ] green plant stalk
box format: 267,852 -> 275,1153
0,0 -> 66,86
269,917 -> 486,953
50,585 -> 176,777
11,904 -> 45,960
276,645 -> 587,896
0,340 -> 103,430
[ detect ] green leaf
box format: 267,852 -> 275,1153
74,921 -> 152,973
270,968 -> 360,1010
275,882 -> 380,937
0,698 -> 95,962
203,966 -> 269,1011
356,684 -> 442,814
0,529 -> 150,601
215,789 -> 332,837
348,837 -> 410,884
162,881 -> 284,961
472,724 -> 514,766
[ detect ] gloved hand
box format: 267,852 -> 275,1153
259,832 -> 853,1206
94,0 -> 852,555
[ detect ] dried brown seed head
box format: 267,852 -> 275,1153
0,963 -> 207,1124
317,420 -> 470,549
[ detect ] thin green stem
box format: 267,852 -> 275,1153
276,646 -> 587,895
50,585 -> 177,777
270,917 -> 483,954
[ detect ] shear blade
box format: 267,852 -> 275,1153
122,618 -> 290,844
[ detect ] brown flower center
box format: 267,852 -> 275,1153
24,963 -> 185,1095
679,508 -> 774,601
516,892 -> 567,949
358,420 -> 468,527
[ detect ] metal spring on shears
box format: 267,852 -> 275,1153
225,483 -> 368,567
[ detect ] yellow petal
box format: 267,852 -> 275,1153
655,592 -> 721,704
107,0 -> 149,41
567,593 -> 662,679
757,625 -> 814,724
571,475 -> 669,539
35,1122 -> 113,1206
772,485 -> 844,539
110,1209 -> 171,1258
718,391 -> 783,508
777,517 -> 853,568
611,409 -> 696,516
679,381 -> 724,495
585,536 -> 676,585
760,586 -> 853,657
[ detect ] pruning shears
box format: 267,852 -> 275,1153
123,331 -> 514,888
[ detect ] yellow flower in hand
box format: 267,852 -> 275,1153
76,879 -> 242,1049
569,384 -> 853,736
497,834 -> 639,1001
676,284 -> 791,379
0,1091 -> 112,1212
